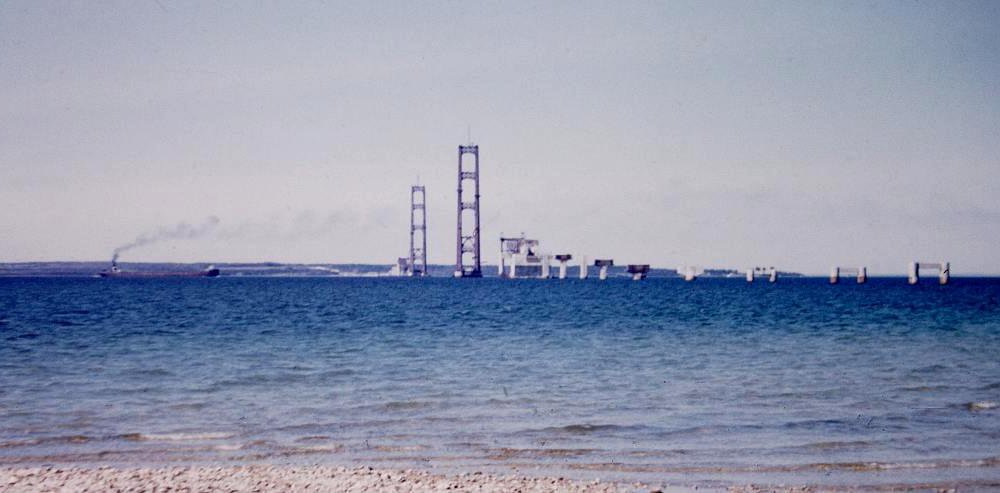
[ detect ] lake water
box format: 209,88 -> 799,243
1,277 -> 998,489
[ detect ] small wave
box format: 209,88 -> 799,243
269,422 -> 337,434
654,424 -> 764,438
909,363 -> 950,374
55,309 -> 91,316
200,373 -> 309,391
535,424 -> 632,435
317,369 -> 356,378
626,449 -> 691,458
7,332 -> 40,341
132,368 -> 175,377
211,444 -> 243,451
487,447 -> 596,460
166,401 -> 210,411
0,449 -> 163,465
967,401 -> 999,411
114,386 -> 160,395
561,457 -> 1000,474
238,443 -> 348,459
147,329 -> 179,336
367,444 -> 429,453
484,397 -> 536,406
295,435 -> 332,443
800,440 -> 872,450
295,444 -> 346,452
382,400 -> 434,412
0,435 -> 91,448
239,439 -> 277,449
783,417 -> 907,432
782,418 -> 850,430
804,457 -> 1000,472
120,432 -> 235,441
899,384 -> 949,392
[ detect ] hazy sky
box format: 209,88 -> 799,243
2,1 -> 998,274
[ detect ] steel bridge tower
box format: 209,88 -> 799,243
455,144 -> 482,277
409,185 -> 427,276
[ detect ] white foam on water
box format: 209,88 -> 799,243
138,432 -> 236,442
968,401 -> 999,411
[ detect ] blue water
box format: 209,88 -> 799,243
1,277 -> 999,488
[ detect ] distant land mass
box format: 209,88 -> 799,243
0,262 -> 803,278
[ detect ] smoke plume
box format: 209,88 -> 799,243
112,216 -> 221,263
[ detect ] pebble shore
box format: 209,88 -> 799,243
1,465 -> 649,492
5,465 -> 990,492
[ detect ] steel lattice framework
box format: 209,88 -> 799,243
409,185 -> 427,276
455,145 -> 482,277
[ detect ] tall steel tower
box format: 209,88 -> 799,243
455,144 -> 482,277
409,185 -> 427,276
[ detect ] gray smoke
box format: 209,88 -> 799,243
112,216 -> 220,263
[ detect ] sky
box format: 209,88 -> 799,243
1,1 -> 998,275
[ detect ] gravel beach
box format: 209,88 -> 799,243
6,465 -> 998,492
1,465 -> 652,492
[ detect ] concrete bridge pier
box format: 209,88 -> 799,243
555,254 -> 572,279
909,261 -> 950,285
595,259 -> 614,280
627,264 -> 650,281
830,266 -> 868,284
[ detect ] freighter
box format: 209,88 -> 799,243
99,260 -> 220,278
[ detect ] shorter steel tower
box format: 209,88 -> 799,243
409,185 -> 427,277
455,144 -> 482,277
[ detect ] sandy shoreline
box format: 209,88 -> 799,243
1,465 -> 657,492
4,464 -> 998,492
